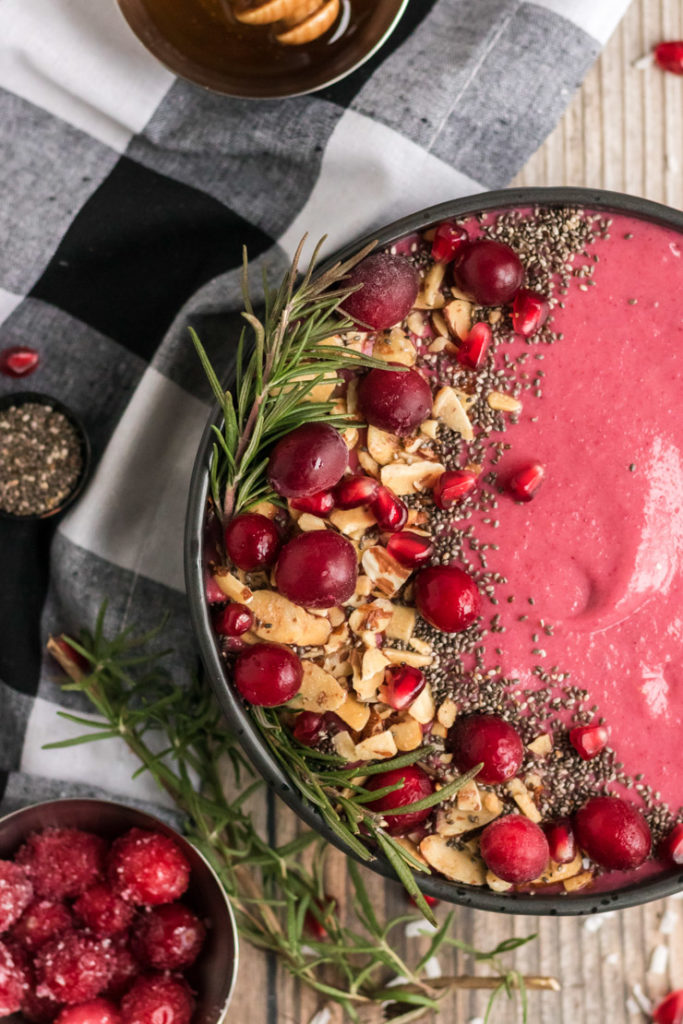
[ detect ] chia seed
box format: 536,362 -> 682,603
0,403 -> 83,516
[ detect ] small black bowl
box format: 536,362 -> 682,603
185,186 -> 683,916
0,391 -> 91,522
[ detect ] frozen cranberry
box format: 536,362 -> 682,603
414,565 -> 480,633
268,423 -> 348,499
574,796 -> 652,870
454,239 -> 523,305
0,939 -> 26,1015
103,940 -> 138,1000
341,252 -> 419,330
213,603 -> 253,638
480,815 -> 549,883
507,462 -> 544,502
543,819 -> 577,865
653,990 -> 683,1024
371,486 -> 408,533
35,934 -> 114,1005
654,41 -> 683,75
569,724 -> 609,761
379,665 -> 425,710
108,830 -> 190,907
224,513 -> 280,571
290,489 -> 335,517
358,367 -> 432,436
431,221 -> 468,263
432,469 -> 477,510
120,974 -> 193,1024
660,823 -> 683,865
386,531 -> 433,567
276,530 -> 357,607
131,903 -> 205,971
292,712 -> 324,746
365,766 -> 435,835
0,345 -> 40,378
458,322 -> 492,370
22,976 -> 63,1024
55,999 -> 121,1024
448,714 -> 524,784
512,288 -> 549,336
0,861 -> 33,933
12,900 -> 72,952
334,474 -> 378,509
16,830 -> 106,901
234,642 -> 302,706
73,886 -> 135,938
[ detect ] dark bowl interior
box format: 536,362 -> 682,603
185,186 -> 683,916
0,798 -> 238,1021
116,0 -> 408,99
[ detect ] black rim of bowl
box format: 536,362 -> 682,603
0,391 -> 91,523
185,186 -> 683,916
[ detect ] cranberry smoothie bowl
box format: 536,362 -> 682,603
185,187 -> 683,915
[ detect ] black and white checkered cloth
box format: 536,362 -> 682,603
0,0 -> 629,815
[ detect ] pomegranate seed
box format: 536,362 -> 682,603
432,469 -> 477,510
292,712 -> 324,747
213,603 -> 253,637
569,724 -> 609,761
653,991 -> 683,1024
659,823 -> 683,865
409,893 -> 439,909
458,322 -> 491,370
654,41 -> 683,75
511,288 -> 549,337
108,830 -> 190,906
431,221 -> 468,263
574,796 -> 652,869
507,462 -> 544,502
0,346 -> 40,378
334,474 -> 379,509
290,489 -> 335,517
304,896 -> 336,940
371,486 -> 408,532
543,819 -> 577,864
386,531 -> 433,567
379,665 -> 426,711
480,816 -> 549,883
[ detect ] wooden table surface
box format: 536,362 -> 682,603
230,2 -> 683,1021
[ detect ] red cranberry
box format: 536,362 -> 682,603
480,815 -> 549,883
21,978 -> 63,1024
268,422 -> 348,499
213,603 -> 253,638
432,469 -> 477,510
365,766 -> 435,835
653,990 -> 683,1024
108,830 -> 190,907
458,322 -> 492,370
569,724 -> 609,761
131,903 -> 205,970
414,565 -> 480,633
358,367 -> 432,436
224,513 -> 280,571
654,41 -> 683,75
448,714 -> 524,784
334,474 -> 378,509
0,861 -> 33,933
0,346 -> 40,378
431,221 -> 469,263
371,486 -> 408,532
304,896 -> 336,940
341,252 -> 419,330
574,796 -> 652,870
512,288 -> 549,336
16,830 -> 106,901
35,934 -> 114,1005
0,940 -> 26,1015
291,712 -> 324,746
103,939 -> 138,1000
378,665 -> 425,711
275,530 -> 357,607
12,900 -> 72,952
543,819 -> 577,864
73,886 -> 134,938
507,462 -> 544,502
234,643 -> 303,706
120,974 -> 193,1024
386,531 -> 433,567
55,1000 -> 121,1024
454,239 -> 524,305
659,823 -> 683,865
290,489 -> 335,517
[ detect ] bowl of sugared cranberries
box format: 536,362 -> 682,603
0,799 -> 238,1024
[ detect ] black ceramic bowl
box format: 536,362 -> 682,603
185,187 -> 683,916
0,798 -> 238,1022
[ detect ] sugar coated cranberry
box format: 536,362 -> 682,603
0,939 -> 26,1015
12,900 -> 72,952
654,41 -> 683,75
569,724 -> 609,761
378,665 -> 425,711
224,513 -> 280,571
480,815 -> 549,883
507,462 -> 544,502
454,239 -> 524,306
543,819 -> 577,865
276,530 -> 357,607
21,978 -> 63,1023
365,766 -> 435,835
386,531 -> 433,567
131,903 -> 205,970
103,940 -> 138,1000
512,288 -> 549,336
334,474 -> 378,509
458,322 -> 491,370
414,565 -> 480,633
0,861 -> 33,933
16,830 -> 106,901
431,221 -> 469,263
448,713 -> 524,784
341,252 -> 419,330
371,486 -> 408,533
55,999 -> 121,1024
290,489 -> 335,517
73,886 -> 134,938
432,469 -> 477,510
213,603 -> 253,638
35,934 -> 114,1005
108,830 -> 190,907
234,642 -> 303,706
358,367 -> 432,436
574,796 -> 652,870
268,422 -> 348,499
120,974 -> 193,1024
292,711 -> 324,747
660,823 -> 683,865
0,345 -> 40,378
653,990 -> 683,1024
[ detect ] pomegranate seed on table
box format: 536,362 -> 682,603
569,723 -> 609,761
0,345 -> 40,377
0,861 -> 34,933
365,766 -> 435,835
131,904 -> 205,970
379,665 -> 426,711
73,885 -> 134,938
17,830 -> 106,901
0,939 -> 26,1015
432,469 -> 477,510
458,322 -> 492,370
543,818 -> 577,864
224,512 -> 280,571
507,462 -> 544,502
268,422 -> 348,498
386,531 -> 433,567
334,474 -> 378,509
431,221 -> 469,263
213,602 -> 253,637
340,252 -> 419,330
448,713 -> 524,784
371,486 -> 408,532
304,896 -> 336,940
512,288 -> 549,336
654,41 -> 683,75
12,899 -> 72,952
107,830 -> 190,907
34,933 -> 114,1005
55,999 -> 121,1024
358,366 -> 432,436
574,796 -> 652,869
409,893 -> 439,909
291,711 -> 324,746
480,815 -> 550,883
453,239 -> 524,305
120,974 -> 194,1024
659,822 -> 683,865
234,642 -> 303,706
653,990 -> 683,1024
414,564 -> 480,633
275,530 -> 358,607
290,489 -> 335,517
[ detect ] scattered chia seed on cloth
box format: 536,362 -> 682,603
0,402 -> 83,517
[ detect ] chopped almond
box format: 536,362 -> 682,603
415,262 -> 446,309
486,870 -> 513,893
527,734 -> 553,757
355,730 -> 398,760
456,780 -> 482,812
361,547 -> 413,598
487,391 -> 522,414
431,722 -> 447,739
407,683 -> 435,724
385,605 -> 416,641
248,500 -> 279,519
367,426 -> 400,465
357,450 -> 380,478
432,386 -> 474,440
289,661 -> 346,713
443,298 -> 473,340
349,599 -> 394,636
389,716 -> 423,751
380,460 -> 445,496
297,512 -> 329,532
533,853 -> 583,886
250,590 -> 331,645
394,836 -> 428,867
352,647 -> 389,701
420,419 -> 439,440
506,778 -> 542,823
437,698 -> 458,729
329,506 -> 377,540
372,328 -> 417,367
383,648 -> 433,669
212,568 -> 253,604
333,731 -> 357,760
563,870 -> 593,892
436,792 -> 503,836
335,693 -> 371,731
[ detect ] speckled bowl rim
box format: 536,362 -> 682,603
185,187 -> 683,916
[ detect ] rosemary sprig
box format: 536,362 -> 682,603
46,612 -> 558,1023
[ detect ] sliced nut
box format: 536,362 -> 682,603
327,606 -> 346,628
563,870 -> 593,893
437,698 -> 458,729
431,310 -> 449,338
394,836 -> 428,867
333,731 -> 357,760
353,647 -> 389,701
343,427 -> 359,450
534,853 -> 583,886
212,568 -> 253,604
436,792 -> 503,836
349,599 -> 394,636
383,648 -> 432,669
420,419 -> 439,440
250,590 -> 331,645
487,391 -> 522,414
488,309 -> 502,325
456,780 -> 482,812
249,500 -> 279,519
506,779 -> 542,823
323,623 -> 350,653
407,683 -> 435,724
335,693 -> 371,731
355,730 -> 398,760
289,661 -> 346,713
357,450 -> 380,478
415,262 -> 446,309
409,636 -> 431,656
389,716 -> 423,751
361,547 -> 413,598
527,734 -> 553,757
346,377 -> 360,415
486,870 -> 513,892
367,426 -> 400,465
431,722 -> 448,739
380,460 -> 445,496
451,285 -> 473,301
298,512 -> 328,532
329,506 -> 377,540
323,648 -> 353,678
443,298 -> 473,340
372,327 -> 417,367
386,604 -> 416,642
428,337 -> 448,353
420,834 -> 486,885
432,386 -> 474,441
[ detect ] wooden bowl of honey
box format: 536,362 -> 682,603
116,0 -> 409,98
